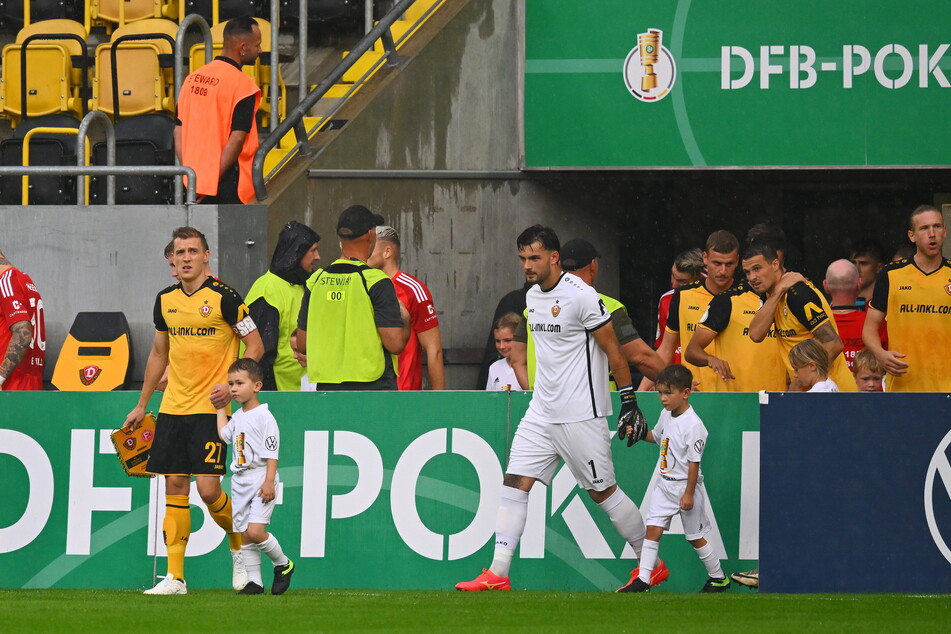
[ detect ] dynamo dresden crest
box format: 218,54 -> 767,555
623,28 -> 677,102
80,365 -> 102,386
200,303 -> 212,317
551,304 -> 561,317
945,283 -> 951,296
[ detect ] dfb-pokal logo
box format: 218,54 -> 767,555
623,28 -> 677,102
924,429 -> 951,565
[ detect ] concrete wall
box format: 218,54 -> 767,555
0,204 -> 267,382
265,0 -> 623,389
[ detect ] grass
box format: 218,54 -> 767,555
1,589 -> 950,633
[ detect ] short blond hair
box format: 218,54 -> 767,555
853,349 -> 884,376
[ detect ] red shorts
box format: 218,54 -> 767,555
1,373 -> 43,390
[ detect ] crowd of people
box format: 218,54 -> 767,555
1,203 -> 947,597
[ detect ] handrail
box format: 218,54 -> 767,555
0,165 -> 198,204
76,110 -> 116,205
20,33 -> 90,120
251,0 -> 419,201
21,126 -> 85,205
174,15 -> 213,206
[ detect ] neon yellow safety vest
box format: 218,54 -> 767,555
305,259 -> 392,384
242,271 -> 305,391
526,292 -> 625,389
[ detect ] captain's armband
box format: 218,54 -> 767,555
233,315 -> 257,337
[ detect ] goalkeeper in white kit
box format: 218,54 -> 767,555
456,225 -> 664,592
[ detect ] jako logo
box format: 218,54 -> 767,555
924,429 -> 951,565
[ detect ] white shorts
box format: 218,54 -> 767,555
230,469 -> 279,533
507,417 -> 616,492
644,477 -> 711,540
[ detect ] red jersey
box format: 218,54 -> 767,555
832,308 -> 887,371
393,271 -> 439,390
654,288 -> 681,364
0,267 -> 45,390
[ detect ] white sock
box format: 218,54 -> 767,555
638,539 -> 660,583
598,487 -> 646,557
258,534 -> 289,567
242,543 -> 263,586
490,486 -> 529,577
695,542 -> 724,579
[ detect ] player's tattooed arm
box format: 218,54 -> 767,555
0,320 -> 32,379
812,321 -> 844,360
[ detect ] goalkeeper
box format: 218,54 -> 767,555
456,225 -> 651,592
616,364 -> 729,593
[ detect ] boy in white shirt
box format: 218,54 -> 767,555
620,364 -> 729,593
485,313 -> 521,390
216,358 -> 295,595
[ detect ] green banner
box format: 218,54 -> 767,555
524,0 -> 951,167
1,391 -> 758,592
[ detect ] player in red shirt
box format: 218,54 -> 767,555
368,226 -> 445,390
0,249 -> 45,390
824,259 -> 887,371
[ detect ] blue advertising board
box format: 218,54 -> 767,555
760,392 -> 951,593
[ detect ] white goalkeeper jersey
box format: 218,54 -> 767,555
652,405 -> 707,481
220,403 -> 280,474
522,272 -> 613,424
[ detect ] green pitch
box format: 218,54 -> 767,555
2,589 -> 949,632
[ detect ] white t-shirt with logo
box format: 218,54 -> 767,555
219,403 -> 280,473
652,405 -> 707,481
522,272 -> 613,424
486,358 -> 519,390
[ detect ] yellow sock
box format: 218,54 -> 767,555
207,491 -> 242,551
164,494 -> 191,581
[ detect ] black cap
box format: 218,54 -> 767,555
336,204 -> 384,239
560,238 -> 600,271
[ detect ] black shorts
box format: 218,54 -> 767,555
146,413 -> 227,477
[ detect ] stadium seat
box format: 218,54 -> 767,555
52,312 -> 135,391
180,0 -> 258,25
188,17 -> 286,129
89,0 -> 176,27
0,19 -> 89,127
0,113 -> 80,204
0,0 -> 84,32
90,18 -> 178,118
90,113 -> 176,204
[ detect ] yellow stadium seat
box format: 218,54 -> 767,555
89,0 -> 170,27
0,19 -> 88,126
52,312 -> 135,391
91,18 -> 178,117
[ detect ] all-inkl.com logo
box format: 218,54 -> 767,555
623,28 -> 677,102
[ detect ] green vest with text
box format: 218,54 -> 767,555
305,259 -> 389,384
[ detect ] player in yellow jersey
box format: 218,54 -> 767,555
863,205 -> 951,391
642,231 -> 740,391
123,227 -> 264,595
683,279 -> 787,392
743,240 -> 855,391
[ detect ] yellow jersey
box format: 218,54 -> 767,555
869,258 -> 951,392
698,281 -> 787,391
771,279 -> 855,391
154,277 -> 252,414
666,280 -> 718,390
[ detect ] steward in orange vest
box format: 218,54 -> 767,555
175,16 -> 262,204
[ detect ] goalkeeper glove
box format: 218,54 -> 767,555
617,386 -> 647,447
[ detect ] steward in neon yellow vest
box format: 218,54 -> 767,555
242,220 -> 320,390
301,259 -> 401,388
